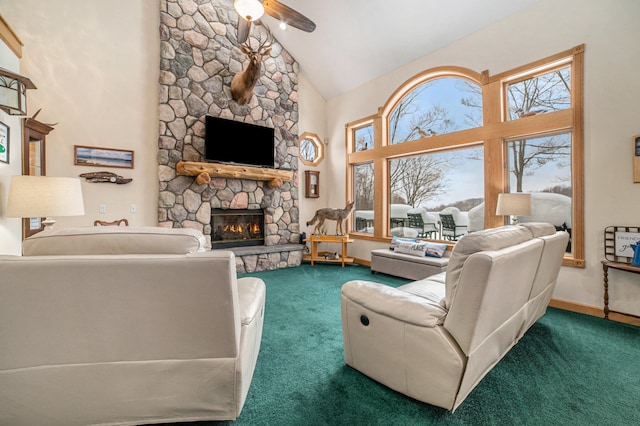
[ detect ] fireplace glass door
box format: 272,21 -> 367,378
211,209 -> 264,248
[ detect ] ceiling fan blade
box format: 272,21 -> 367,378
262,0 -> 316,33
237,17 -> 251,43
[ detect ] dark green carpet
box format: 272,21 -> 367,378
212,264 -> 639,425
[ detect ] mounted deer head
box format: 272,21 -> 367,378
231,32 -> 273,105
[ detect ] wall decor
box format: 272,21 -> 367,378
604,226 -> 640,262
305,170 -> 319,198
23,118 -> 53,176
231,32 -> 274,105
0,120 -> 8,164
80,171 -> 132,184
21,118 -> 54,239
633,135 -> 640,183
74,145 -> 134,169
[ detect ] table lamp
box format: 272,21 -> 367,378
6,175 -> 85,228
496,193 -> 532,225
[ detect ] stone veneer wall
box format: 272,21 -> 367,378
158,0 -> 302,272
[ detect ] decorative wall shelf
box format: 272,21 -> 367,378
176,161 -> 293,188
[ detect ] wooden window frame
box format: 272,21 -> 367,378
346,45 -> 585,267
298,132 -> 324,166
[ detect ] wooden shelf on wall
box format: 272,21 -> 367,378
176,161 -> 293,188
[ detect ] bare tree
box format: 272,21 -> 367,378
355,126 -> 374,151
509,133 -> 571,192
389,85 -> 454,144
354,162 -> 374,210
299,140 -> 316,161
462,68 -> 572,192
507,69 -> 571,119
387,84 -> 456,207
389,89 -> 423,144
459,81 -> 483,128
390,155 -> 449,207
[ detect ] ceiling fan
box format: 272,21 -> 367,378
233,0 -> 316,43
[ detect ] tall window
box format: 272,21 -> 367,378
353,162 -> 374,234
505,133 -> 572,250
346,46 -> 584,267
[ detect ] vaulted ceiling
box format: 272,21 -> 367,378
257,0 -> 541,100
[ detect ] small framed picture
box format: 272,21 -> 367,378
0,121 -> 9,164
614,231 -> 640,257
74,145 -> 134,169
634,135 -> 640,183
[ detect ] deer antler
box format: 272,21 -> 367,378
241,31 -> 273,54
256,31 -> 273,54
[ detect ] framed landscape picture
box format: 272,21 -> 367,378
0,121 -> 9,164
74,145 -> 134,169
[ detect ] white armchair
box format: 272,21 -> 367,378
0,227 -> 266,424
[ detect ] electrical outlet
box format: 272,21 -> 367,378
130,204 -> 137,213
99,204 -> 106,214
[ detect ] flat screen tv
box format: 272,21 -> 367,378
205,116 -> 275,168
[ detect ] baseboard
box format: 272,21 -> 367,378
353,258 -> 370,267
548,299 -> 602,317
548,299 -> 640,326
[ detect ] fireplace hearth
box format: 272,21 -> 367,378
211,209 -> 264,248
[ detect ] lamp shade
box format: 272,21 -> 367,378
6,175 -> 85,218
496,193 -> 532,216
234,0 -> 265,21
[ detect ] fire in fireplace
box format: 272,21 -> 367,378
211,209 -> 265,248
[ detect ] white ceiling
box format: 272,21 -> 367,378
258,0 -> 540,100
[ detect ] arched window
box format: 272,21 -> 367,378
389,77 -> 483,144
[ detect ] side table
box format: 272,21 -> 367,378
304,234 -> 354,267
601,260 -> 640,320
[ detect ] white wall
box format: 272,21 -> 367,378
0,0 -> 160,243
325,0 -> 640,316
297,73 -> 327,238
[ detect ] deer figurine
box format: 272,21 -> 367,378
231,32 -> 273,105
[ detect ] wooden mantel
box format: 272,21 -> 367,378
176,161 -> 294,188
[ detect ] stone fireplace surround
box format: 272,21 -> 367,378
158,0 -> 303,272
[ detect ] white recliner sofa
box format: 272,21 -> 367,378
341,223 -> 568,411
0,226 -> 266,425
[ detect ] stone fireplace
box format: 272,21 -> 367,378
157,0 -> 303,272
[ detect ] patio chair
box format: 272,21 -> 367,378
407,213 -> 437,239
439,213 -> 467,241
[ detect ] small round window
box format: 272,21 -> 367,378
298,132 -> 324,166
